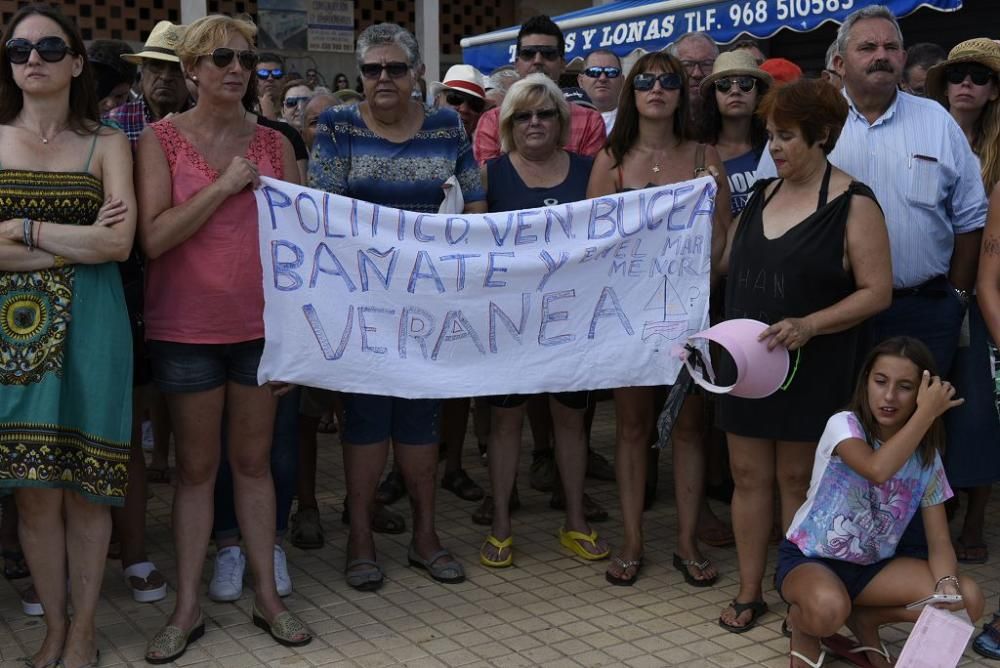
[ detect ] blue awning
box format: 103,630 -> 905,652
461,0 -> 963,73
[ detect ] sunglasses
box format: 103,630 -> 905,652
204,47 -> 258,70
518,46 -> 561,62
445,90 -> 485,113
633,72 -> 683,91
284,95 -> 309,108
512,108 -> 559,124
360,61 -> 410,79
583,65 -> 621,79
714,76 -> 757,93
6,37 -> 73,65
946,64 -> 995,86
257,67 -> 284,80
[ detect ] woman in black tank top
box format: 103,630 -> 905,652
477,74 -> 611,571
587,52 -> 732,588
716,80 -> 892,660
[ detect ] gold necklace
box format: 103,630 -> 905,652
18,121 -> 66,144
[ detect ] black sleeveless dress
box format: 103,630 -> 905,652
716,164 -> 879,442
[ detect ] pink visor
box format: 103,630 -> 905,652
683,319 -> 790,399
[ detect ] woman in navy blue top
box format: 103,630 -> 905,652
308,23 -> 485,592
476,74 -> 609,570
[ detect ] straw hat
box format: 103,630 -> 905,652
926,38 -> 1000,102
699,50 -> 773,98
429,64 -> 486,100
122,21 -> 186,64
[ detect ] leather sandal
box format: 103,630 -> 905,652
559,528 -> 610,561
344,558 -> 384,591
407,545 -> 465,583
145,615 -> 205,664
251,603 -> 312,647
441,469 -> 484,501
480,535 -> 513,568
719,599 -> 768,634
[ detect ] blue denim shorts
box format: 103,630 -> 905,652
775,539 -> 892,602
147,339 -> 264,393
342,393 -> 440,445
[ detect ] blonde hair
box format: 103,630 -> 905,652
977,101 -> 1000,191
177,15 -> 257,72
498,73 -> 570,154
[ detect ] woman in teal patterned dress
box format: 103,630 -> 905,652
0,6 -> 136,668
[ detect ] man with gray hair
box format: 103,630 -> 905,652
668,32 -> 719,134
577,48 -> 623,133
820,41 -> 842,89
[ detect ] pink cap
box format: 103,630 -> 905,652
684,319 -> 790,399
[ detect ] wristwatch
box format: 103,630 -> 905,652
953,287 -> 970,307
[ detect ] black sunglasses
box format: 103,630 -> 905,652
6,37 -> 73,65
512,108 -> 559,124
256,67 -> 284,80
204,47 -> 258,71
714,76 -> 757,93
633,72 -> 683,91
284,95 -> 309,108
445,90 -> 485,113
583,66 -> 621,79
946,63 -> 995,86
360,61 -> 410,79
518,46 -> 561,62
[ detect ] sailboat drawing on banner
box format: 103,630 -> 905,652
641,276 -> 694,342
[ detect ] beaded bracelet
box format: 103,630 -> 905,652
935,575 -> 959,591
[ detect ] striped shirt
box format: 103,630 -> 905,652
757,90 -> 987,289
309,104 -> 484,213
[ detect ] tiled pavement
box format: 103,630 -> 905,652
1,402 -> 997,667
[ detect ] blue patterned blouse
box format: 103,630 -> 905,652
308,103 -> 484,212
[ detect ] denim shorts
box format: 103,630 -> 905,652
488,391 -> 591,410
775,539 -> 892,602
342,393 -> 440,445
147,339 -> 265,393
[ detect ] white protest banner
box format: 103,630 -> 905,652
254,176 -> 715,399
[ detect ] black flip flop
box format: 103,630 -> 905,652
672,553 -> 718,587
719,600 -> 768,634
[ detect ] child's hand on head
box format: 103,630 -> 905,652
916,370 -> 964,418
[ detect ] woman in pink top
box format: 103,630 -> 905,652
134,15 -> 307,664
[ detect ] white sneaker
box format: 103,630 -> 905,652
274,544 -> 292,597
208,546 -> 245,602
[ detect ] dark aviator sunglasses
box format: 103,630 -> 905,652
6,37 -> 73,65
518,46 -> 561,62
714,76 -> 757,93
633,72 -> 682,91
445,91 -> 485,113
583,66 -> 621,79
946,64 -> 996,86
203,48 -> 258,70
257,67 -> 284,80
360,61 -> 410,79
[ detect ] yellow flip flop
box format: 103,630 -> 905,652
559,527 -> 610,561
480,535 -> 513,568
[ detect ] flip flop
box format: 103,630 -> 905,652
480,535 -> 513,568
790,649 -> 826,667
719,599 -> 768,634
672,553 -> 718,587
605,555 -> 643,586
559,528 -> 610,561
124,560 -> 167,603
822,632 -> 892,668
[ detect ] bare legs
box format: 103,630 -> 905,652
672,395 -> 717,583
721,435 -> 815,628
17,488 -> 111,668
608,387 -> 654,581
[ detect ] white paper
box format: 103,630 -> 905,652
253,176 -> 715,398
896,605 -> 974,668
438,175 -> 465,215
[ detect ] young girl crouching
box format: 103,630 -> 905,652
776,337 -> 984,668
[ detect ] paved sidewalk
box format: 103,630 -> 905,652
1,402 -> 996,667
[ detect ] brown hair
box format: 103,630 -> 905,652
0,4 -> 99,134
279,78 -> 313,104
756,78 -> 848,154
606,52 -> 689,168
848,337 -> 945,468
